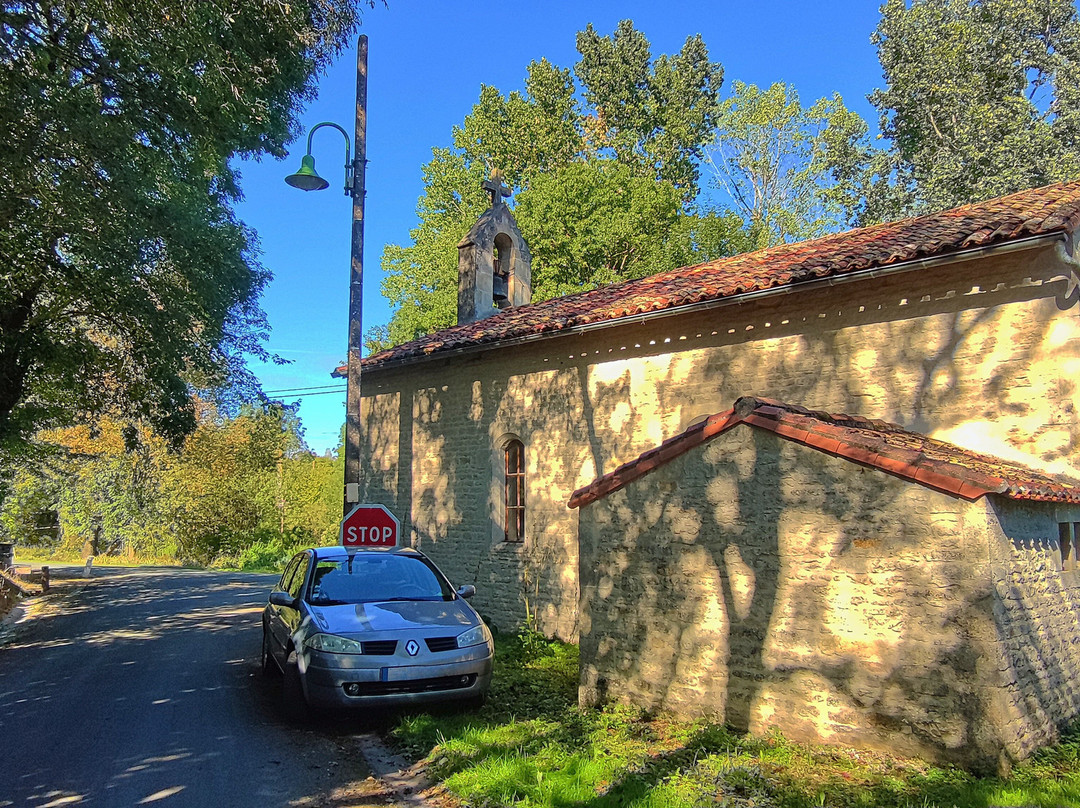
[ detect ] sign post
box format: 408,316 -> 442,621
340,504 -> 399,552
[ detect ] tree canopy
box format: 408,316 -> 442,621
706,81 -> 864,249
0,403 -> 342,566
0,0 -> 369,458
377,21 -> 745,348
831,0 -> 1080,223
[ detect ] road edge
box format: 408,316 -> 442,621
354,733 -> 445,808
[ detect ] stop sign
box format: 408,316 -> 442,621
340,504 -> 400,550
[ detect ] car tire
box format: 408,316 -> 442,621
282,650 -> 309,722
261,627 -> 279,677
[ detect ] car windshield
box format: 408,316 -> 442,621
306,554 -> 455,605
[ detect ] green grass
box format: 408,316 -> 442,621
9,546 -> 75,564
11,543 -> 288,572
389,632 -> 1080,808
10,546 -> 183,568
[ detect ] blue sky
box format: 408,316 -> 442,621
234,0 -> 886,454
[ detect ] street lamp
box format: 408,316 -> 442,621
285,34 -> 368,516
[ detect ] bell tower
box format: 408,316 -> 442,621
457,170 -> 532,324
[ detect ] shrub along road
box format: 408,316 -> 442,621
0,566 -> 391,807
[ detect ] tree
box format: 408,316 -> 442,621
0,401 -> 338,565
0,1 -> 369,458
160,401 -> 308,563
705,82 -> 863,249
517,160 -> 745,299
573,21 -> 725,196
0,462 -> 62,547
833,0 -> 1080,222
378,22 -> 739,346
379,150 -> 488,344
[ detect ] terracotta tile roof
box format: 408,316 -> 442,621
350,180 -> 1080,374
568,396 -> 1080,509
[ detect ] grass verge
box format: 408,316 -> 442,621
9,547 -> 184,568
389,632 -> 1080,808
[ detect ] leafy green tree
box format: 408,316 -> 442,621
12,419 -> 174,558
0,1 -> 369,458
0,402 -> 340,565
0,463 -> 62,547
573,21 -> 725,195
378,22 -> 738,347
706,82 -> 863,248
160,401 -> 305,563
61,431 -> 165,558
833,0 -> 1080,222
380,151 -> 488,343
518,160 -> 745,299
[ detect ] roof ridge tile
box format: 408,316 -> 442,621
362,181 -> 1080,372
569,395 -> 1080,508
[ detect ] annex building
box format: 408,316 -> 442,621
343,179 -> 1080,772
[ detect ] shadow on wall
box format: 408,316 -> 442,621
361,365 -> 608,640
983,499 -> 1080,757
578,425 -> 1076,774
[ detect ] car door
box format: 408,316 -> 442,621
268,553 -> 303,663
280,552 -> 312,648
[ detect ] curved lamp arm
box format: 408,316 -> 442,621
286,121 -> 354,195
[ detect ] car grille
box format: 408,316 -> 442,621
425,636 -> 458,652
360,640 -> 397,655
342,674 -> 476,696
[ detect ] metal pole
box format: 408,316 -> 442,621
344,34 -> 368,515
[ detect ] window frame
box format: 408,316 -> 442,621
286,553 -> 312,599
277,554 -> 302,593
503,438 -> 526,543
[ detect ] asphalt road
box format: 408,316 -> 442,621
0,566 -> 387,807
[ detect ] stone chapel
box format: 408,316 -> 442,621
339,178 -> 1080,771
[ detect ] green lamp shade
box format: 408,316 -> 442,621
285,154 -> 330,191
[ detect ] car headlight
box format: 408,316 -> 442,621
457,623 -> 492,649
304,633 -> 364,654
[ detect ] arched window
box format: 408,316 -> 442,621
504,439 -> 525,542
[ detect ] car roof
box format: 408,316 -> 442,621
308,546 -> 423,560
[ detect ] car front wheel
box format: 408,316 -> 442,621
281,650 -> 309,722
261,627 -> 279,677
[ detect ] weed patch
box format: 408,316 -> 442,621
388,632 -> 1080,808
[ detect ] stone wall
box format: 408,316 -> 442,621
984,498 -> 1080,759
358,365 -> 589,640
576,425 -> 1080,772
358,242 -> 1080,642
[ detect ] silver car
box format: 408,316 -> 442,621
261,546 -> 493,715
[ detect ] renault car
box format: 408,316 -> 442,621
262,546 -> 493,714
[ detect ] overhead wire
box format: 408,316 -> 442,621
266,389 -> 346,398
263,383 -> 347,394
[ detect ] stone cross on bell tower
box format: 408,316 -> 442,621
457,169 -> 532,325
482,170 -> 512,208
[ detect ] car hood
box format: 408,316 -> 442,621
308,599 -> 477,635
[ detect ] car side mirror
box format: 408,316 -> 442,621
269,591 -> 297,608
457,585 -> 476,600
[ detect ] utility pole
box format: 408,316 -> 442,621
284,34 -> 369,517
344,35 -> 368,516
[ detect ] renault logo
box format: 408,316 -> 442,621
405,639 -> 420,657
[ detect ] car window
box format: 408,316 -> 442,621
277,555 -> 301,593
287,554 -> 311,599
308,554 -> 454,605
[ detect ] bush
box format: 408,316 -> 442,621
220,532 -> 306,572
